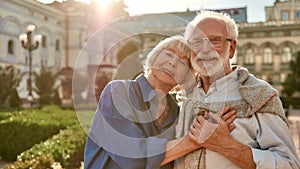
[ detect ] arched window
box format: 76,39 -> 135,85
244,48 -> 255,64
281,46 -> 292,63
55,39 -> 60,51
8,40 -> 14,54
263,47 -> 273,64
280,73 -> 287,83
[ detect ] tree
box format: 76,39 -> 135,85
116,39 -> 139,64
9,88 -> 21,108
281,51 -> 300,112
95,72 -> 111,103
52,89 -> 62,105
0,66 -> 21,106
33,66 -> 58,105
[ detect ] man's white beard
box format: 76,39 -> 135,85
192,46 -> 230,78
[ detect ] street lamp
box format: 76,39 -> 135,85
19,24 -> 42,104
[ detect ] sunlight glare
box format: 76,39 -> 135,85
36,0 -> 65,4
95,0 -> 112,10
75,0 -> 92,4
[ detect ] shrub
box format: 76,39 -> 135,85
0,122 -> 64,161
18,125 -> 87,169
4,154 -> 63,169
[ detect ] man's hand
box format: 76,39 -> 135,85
188,106 -> 256,169
188,106 -> 236,145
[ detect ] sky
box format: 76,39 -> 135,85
124,0 -> 276,23
36,0 -> 276,23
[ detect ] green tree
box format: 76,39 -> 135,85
0,66 -> 21,106
33,66 -> 58,105
52,89 -> 62,106
281,51 -> 300,109
9,88 -> 21,108
117,39 -> 139,64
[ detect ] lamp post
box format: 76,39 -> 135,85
19,24 -> 41,104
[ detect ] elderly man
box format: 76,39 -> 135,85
175,11 -> 300,169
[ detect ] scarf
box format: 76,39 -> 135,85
175,67 -> 287,169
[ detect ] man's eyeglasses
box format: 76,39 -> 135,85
187,35 -> 232,50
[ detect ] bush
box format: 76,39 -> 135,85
18,125 -> 87,169
0,122 -> 64,161
4,154 -> 63,169
0,106 -> 78,161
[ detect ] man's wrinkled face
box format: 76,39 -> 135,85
187,18 -> 232,77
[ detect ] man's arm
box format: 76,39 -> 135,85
251,113 -> 300,168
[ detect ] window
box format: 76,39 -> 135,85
42,36 -> 47,48
296,11 -> 300,19
282,11 -> 289,20
281,46 -> 292,63
25,56 -> 28,65
261,75 -> 268,81
244,48 -> 255,64
280,73 -> 286,83
55,39 -> 60,51
8,40 -> 14,54
263,47 -> 273,64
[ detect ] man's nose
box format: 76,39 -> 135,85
199,40 -> 214,54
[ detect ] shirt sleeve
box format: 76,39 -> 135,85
85,82 -> 168,169
251,113 -> 300,169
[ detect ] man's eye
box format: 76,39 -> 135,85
209,37 -> 221,42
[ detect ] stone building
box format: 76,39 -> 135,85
236,0 -> 300,96
0,0 -> 299,106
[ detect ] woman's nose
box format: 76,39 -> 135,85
168,57 -> 177,67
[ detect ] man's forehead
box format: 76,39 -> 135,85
190,18 -> 227,37
196,17 -> 225,27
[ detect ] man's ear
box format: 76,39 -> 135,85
229,40 -> 236,59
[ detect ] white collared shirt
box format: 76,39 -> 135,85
178,67 -> 300,169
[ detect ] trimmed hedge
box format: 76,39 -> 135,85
0,105 -> 80,162
4,154 -> 63,169
16,124 -> 87,169
0,122 -> 64,161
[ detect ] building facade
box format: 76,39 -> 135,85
0,0 -> 88,104
0,0 -> 299,105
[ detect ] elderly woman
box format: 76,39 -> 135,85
84,35 -> 235,169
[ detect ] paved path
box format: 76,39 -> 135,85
288,110 -> 300,159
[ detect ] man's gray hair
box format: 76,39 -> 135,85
184,10 -> 239,40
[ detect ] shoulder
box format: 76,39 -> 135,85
102,79 -> 136,96
99,79 -> 137,107
238,66 -> 276,91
